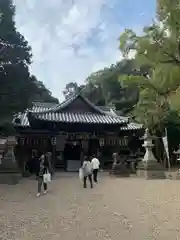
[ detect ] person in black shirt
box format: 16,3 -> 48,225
37,154 -> 50,197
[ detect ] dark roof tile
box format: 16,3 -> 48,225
14,95 -> 142,129
120,122 -> 143,130
31,111 -> 126,124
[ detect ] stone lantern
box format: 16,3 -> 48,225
0,137 -> 7,164
136,128 -> 166,179
110,152 -> 130,177
173,146 -> 180,180
0,136 -> 21,184
174,147 -> 180,162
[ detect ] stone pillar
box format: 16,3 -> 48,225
0,136 -> 21,184
176,170 -> 180,180
0,137 -> 7,164
136,129 -> 166,179
173,148 -> 180,180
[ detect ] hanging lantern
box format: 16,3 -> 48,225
99,138 -> 104,146
51,137 -> 56,146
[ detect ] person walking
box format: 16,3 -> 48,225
33,151 -> 40,179
37,154 -> 51,197
82,156 -> 93,188
45,151 -> 54,176
91,154 -> 100,183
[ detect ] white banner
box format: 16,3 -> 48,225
162,128 -> 170,160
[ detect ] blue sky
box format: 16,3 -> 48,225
13,0 -> 156,101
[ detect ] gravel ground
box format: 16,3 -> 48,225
1,173 -> 180,240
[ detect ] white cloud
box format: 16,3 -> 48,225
13,0 -> 124,100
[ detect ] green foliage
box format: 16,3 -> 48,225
157,0 -> 180,32
63,60 -> 142,112
164,110 -> 180,159
0,0 -> 58,135
0,0 -> 32,123
119,29 -> 138,58
0,121 -> 16,136
118,0 -> 180,132
29,75 -> 59,104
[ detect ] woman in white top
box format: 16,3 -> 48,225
82,156 -> 93,188
91,154 -> 100,183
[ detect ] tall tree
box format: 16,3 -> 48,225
84,60 -> 145,111
118,0 -> 180,159
62,60 -> 142,112
0,0 -> 59,134
119,0 -> 180,130
29,75 -> 59,104
0,0 -> 33,124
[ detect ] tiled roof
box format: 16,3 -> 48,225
27,95 -> 129,125
14,102 -> 58,127
30,111 -> 126,124
120,122 -> 143,130
14,95 -> 143,129
110,109 -> 143,130
14,101 -> 127,126
50,94 -> 105,114
97,106 -> 116,113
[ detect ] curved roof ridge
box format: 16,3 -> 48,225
51,93 -> 105,114
25,94 -> 129,124
28,93 -> 107,115
28,95 -> 129,123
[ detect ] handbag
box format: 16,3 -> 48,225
79,168 -> 84,180
43,170 -> 51,183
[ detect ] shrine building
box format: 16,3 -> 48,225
14,94 -> 143,171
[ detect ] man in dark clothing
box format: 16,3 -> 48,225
35,157 -> 40,178
37,154 -> 51,197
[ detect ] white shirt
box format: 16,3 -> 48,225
91,158 -> 100,169
82,161 -> 93,175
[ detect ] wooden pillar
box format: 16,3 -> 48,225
51,137 -> 56,170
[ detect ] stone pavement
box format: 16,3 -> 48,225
1,173 -> 180,239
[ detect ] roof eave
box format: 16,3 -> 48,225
28,112 -> 127,125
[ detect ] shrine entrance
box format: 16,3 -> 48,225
64,141 -> 82,171
53,132 -> 102,171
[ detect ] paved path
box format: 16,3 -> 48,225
1,173 -> 180,239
